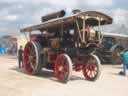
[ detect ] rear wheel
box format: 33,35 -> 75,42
23,41 -> 42,75
54,54 -> 72,83
82,54 -> 101,81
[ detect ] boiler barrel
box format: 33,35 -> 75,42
41,10 -> 66,22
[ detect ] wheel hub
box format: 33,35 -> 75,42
58,66 -> 63,71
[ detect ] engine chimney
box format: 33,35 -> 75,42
72,9 -> 81,14
41,10 -> 66,22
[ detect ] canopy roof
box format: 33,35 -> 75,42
20,11 -> 113,33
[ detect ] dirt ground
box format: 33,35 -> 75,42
0,55 -> 128,96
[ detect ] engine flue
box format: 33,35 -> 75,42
41,10 -> 66,22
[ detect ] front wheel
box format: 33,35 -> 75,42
82,54 -> 101,81
54,54 -> 72,83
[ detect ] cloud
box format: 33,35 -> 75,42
86,0 -> 113,6
0,0 -> 127,36
113,8 -> 128,25
0,8 -> 18,21
5,15 -> 18,21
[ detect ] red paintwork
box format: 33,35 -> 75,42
48,50 -> 57,63
73,56 -> 88,71
30,35 -> 41,41
73,65 -> 82,71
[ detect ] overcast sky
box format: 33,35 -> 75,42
0,0 -> 127,36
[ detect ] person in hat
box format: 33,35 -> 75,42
18,46 -> 23,68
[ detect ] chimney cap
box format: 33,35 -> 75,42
72,9 -> 81,14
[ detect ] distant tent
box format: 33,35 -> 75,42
0,47 -> 6,54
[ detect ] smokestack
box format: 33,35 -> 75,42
41,10 -> 66,22
72,9 -> 81,14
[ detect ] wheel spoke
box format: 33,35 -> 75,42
91,71 -> 95,78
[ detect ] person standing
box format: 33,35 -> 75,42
18,46 -> 23,68
119,49 -> 128,75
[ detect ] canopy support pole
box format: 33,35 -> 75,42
75,19 -> 82,42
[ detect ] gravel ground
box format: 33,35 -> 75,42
0,55 -> 128,96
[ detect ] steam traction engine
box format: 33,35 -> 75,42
20,10 -> 112,83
